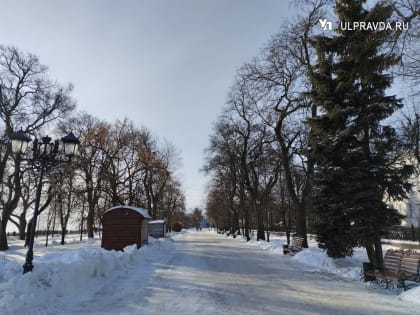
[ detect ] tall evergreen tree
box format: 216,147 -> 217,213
309,0 -> 414,266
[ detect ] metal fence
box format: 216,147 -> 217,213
381,226 -> 420,242
246,225 -> 420,242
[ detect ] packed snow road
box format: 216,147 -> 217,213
68,231 -> 417,315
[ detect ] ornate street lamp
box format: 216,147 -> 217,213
9,130 -> 80,274
61,131 -> 80,157
10,129 -> 31,155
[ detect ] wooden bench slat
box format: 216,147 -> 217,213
283,235 -> 305,255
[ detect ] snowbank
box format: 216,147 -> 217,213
292,247 -> 363,281
0,237 -> 172,315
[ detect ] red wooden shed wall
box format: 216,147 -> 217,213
101,207 -> 148,250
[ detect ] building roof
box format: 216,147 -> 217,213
149,220 -> 166,224
105,205 -> 152,220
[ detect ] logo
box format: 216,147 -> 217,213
340,21 -> 409,31
319,19 -> 332,31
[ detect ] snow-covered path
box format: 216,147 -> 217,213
64,231 -> 418,315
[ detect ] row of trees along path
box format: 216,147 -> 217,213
0,46 -> 186,250
204,0 -> 419,269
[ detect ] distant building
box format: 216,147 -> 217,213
148,220 -> 167,238
389,157 -> 420,227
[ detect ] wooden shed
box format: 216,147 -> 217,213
101,205 -> 152,251
148,220 -> 167,238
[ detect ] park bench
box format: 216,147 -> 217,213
365,249 -> 420,290
399,251 -> 420,289
283,235 -> 304,255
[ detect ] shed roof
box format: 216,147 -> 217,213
149,220 -> 166,224
105,205 -> 152,220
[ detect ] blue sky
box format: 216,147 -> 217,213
0,0 -> 298,210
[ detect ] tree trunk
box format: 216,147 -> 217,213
61,229 -> 66,246
257,210 -> 265,241
86,178 -> 95,238
0,220 -> 9,250
80,214 -> 84,241
287,199 -> 291,245
275,124 -> 308,246
366,243 -> 380,269
230,208 -> 239,237
365,237 -> 384,269
87,203 -> 95,238
152,197 -> 159,219
24,220 -> 32,247
19,213 -> 27,241
374,239 -> 384,266
0,158 -> 22,250
244,205 -> 250,241
239,183 -> 250,241
295,203 -> 307,246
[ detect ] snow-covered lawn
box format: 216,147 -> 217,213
0,230 -> 420,314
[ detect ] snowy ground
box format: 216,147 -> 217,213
1,231 -> 420,314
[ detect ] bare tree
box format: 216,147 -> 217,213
191,208 -> 203,230
205,78 -> 282,241
204,118 -> 242,237
401,105 -> 420,167
160,179 -> 185,232
59,113 -> 111,238
9,167 -> 37,240
233,0 -> 330,246
385,0 -> 420,89
139,136 -> 179,219
0,45 -> 75,250
205,181 -> 231,232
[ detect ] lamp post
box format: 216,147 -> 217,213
9,130 -> 80,274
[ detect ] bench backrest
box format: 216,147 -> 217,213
400,251 -> 420,276
292,236 -> 304,248
383,250 -> 403,272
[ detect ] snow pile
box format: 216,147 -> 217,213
240,237 -> 285,255
292,247 -> 362,281
0,237 -> 171,315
